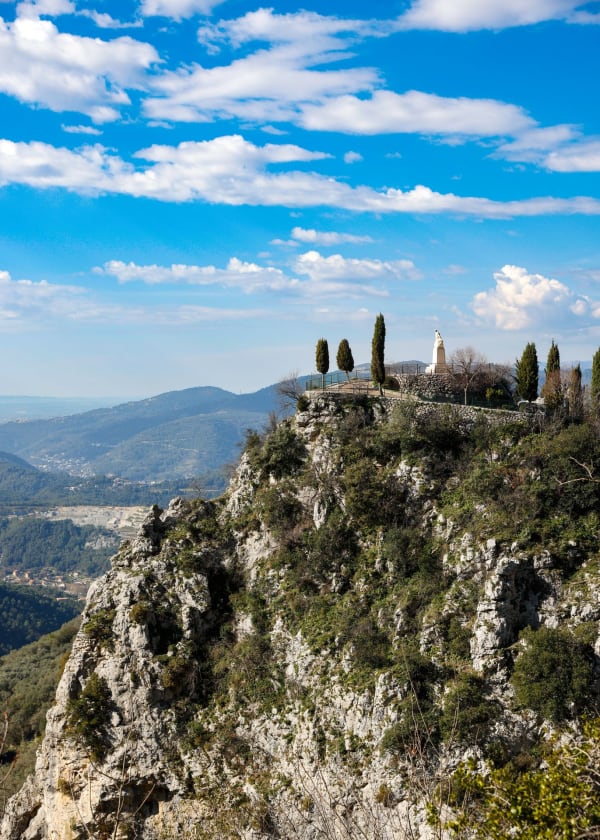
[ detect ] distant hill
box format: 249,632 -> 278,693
0,451 -> 188,510
0,617 -> 80,800
0,583 -> 80,656
0,384 -> 280,485
0,395 -> 123,424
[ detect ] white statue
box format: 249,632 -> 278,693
426,329 -> 450,374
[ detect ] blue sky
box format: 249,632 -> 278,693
0,0 -> 599,397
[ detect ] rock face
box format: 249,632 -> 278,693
2,395 -> 599,839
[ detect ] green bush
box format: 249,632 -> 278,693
440,671 -> 494,744
66,672 -> 112,761
83,607 -> 116,651
443,718 -> 600,839
511,626 -> 595,722
246,422 -> 307,480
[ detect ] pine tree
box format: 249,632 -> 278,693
542,339 -> 563,410
315,338 -> 329,389
515,342 -> 538,402
370,314 -> 386,395
336,339 -> 354,381
591,348 -> 600,414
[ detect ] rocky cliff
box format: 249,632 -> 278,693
2,395 -> 599,839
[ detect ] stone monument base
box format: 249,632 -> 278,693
425,363 -> 451,374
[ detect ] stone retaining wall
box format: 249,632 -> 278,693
393,372 -> 462,400
303,391 -> 527,429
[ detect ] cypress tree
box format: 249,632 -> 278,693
515,342 -> 538,402
336,339 -> 354,380
568,364 -> 583,421
371,313 -> 386,395
315,338 -> 329,389
591,348 -> 600,414
542,339 -> 563,410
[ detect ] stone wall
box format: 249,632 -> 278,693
393,372 -> 461,400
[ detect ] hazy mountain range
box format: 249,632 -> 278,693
0,384 -> 281,485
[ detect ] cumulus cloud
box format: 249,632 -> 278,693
145,9 -> 380,124
0,266 -> 269,327
61,124 -> 102,135
2,135 -> 600,218
300,90 -> 534,137
0,268 -> 88,324
96,251 -> 410,300
0,14 -> 158,122
140,0 -> 225,19
344,151 -> 363,163
397,0 -> 583,32
544,140 -> 600,172
97,258 -> 293,293
16,0 -> 74,18
471,265 -> 588,329
291,227 -> 373,245
293,250 -> 421,283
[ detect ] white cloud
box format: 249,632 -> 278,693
344,151 -> 363,164
96,252 -> 403,300
2,135 -> 600,219
291,227 -> 373,245
397,0 -> 582,32
294,250 -> 421,283
300,89 -> 534,137
471,264 -> 588,329
0,13 -> 158,122
145,9 -> 379,124
444,264 -> 467,276
544,140 -> 600,172
0,265 -> 269,327
61,124 -> 102,135
495,124 -> 580,164
78,10 -> 143,29
97,258 -> 293,293
140,0 -> 225,19
0,268 -> 87,325
16,0 -> 74,18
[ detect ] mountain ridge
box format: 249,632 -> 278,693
2,394 -> 598,839
0,384 -> 281,484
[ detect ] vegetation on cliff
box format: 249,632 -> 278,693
1,395 -> 599,838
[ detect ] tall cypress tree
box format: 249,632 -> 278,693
371,313 -> 386,395
315,338 -> 329,389
568,364 -> 583,421
336,338 -> 354,380
542,339 -> 563,410
591,348 -> 600,414
515,342 -> 538,402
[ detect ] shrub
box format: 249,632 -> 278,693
296,394 -> 310,412
511,626 -> 595,722
83,607 -> 116,651
443,718 -> 600,839
66,672 -> 112,761
247,422 -> 307,481
440,671 -> 494,744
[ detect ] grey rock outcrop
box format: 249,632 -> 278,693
2,396 -> 599,840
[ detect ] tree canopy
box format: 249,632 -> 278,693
542,339 -> 563,410
336,339 -> 354,380
370,314 -> 386,394
515,342 -> 538,402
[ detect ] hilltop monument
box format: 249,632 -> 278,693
426,329 -> 451,374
